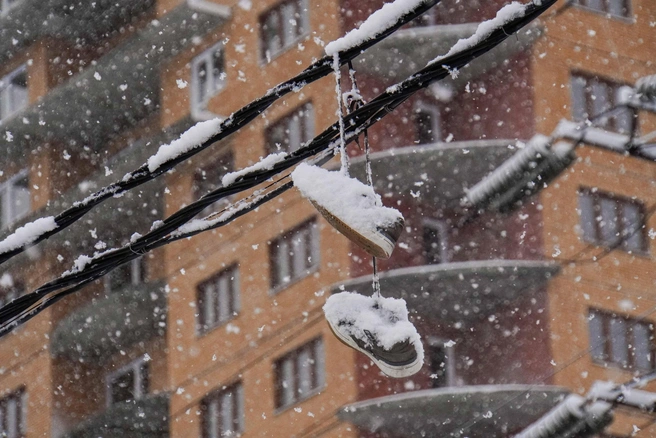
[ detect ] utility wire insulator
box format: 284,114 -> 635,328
514,394 -> 613,438
463,135 -> 575,212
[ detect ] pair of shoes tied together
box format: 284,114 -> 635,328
291,162 -> 404,259
323,292 -> 424,378
292,163 -> 422,378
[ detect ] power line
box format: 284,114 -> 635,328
0,0 -> 442,266
0,0 -> 558,338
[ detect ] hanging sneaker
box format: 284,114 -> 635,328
323,291 -> 424,378
291,163 -> 404,259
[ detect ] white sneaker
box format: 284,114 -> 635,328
323,292 -> 424,378
292,163 -> 404,259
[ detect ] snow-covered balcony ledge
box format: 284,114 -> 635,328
2,3 -> 228,163
348,139 -> 519,208
0,0 -> 156,66
64,393 -> 169,438
51,280 -> 167,361
338,385 -> 569,438
351,21 -> 542,88
331,260 -> 559,322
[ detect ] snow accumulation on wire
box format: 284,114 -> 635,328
323,291 -> 424,356
324,0 -> 429,56
429,1 -> 529,65
0,217 -> 57,255
172,189 -> 269,237
291,163 -> 403,232
553,119 -> 629,151
147,118 -> 224,173
221,152 -> 288,186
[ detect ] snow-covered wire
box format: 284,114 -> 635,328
0,0 -> 558,337
0,0 -> 443,267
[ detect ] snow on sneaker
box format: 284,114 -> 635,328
291,163 -> 404,258
323,291 -> 424,378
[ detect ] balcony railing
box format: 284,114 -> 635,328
4,3 -> 228,164
51,280 -> 166,361
64,393 -> 169,438
333,260 -> 559,322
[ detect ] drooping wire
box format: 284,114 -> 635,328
0,0 -> 559,337
0,0 -> 444,266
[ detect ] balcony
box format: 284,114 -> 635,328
51,280 -> 167,361
334,260 -> 559,323
0,0 -> 155,65
64,393 -> 169,438
352,22 -> 541,88
4,2 -> 229,164
338,385 -> 569,438
349,140 -> 519,210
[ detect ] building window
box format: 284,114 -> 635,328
104,257 -> 146,293
0,171 -> 30,229
427,338 -> 455,388
265,102 -> 314,154
0,277 -> 23,309
269,219 -> 319,291
191,42 -> 226,112
572,0 -> 630,18
578,188 -> 647,253
201,382 -> 244,438
570,73 -> 634,134
422,220 -> 448,264
193,151 -> 234,217
197,264 -> 240,333
260,0 -> 309,62
106,357 -> 149,406
0,65 -> 27,121
274,338 -> 324,409
589,309 -> 654,371
0,388 -> 25,438
413,102 -> 441,144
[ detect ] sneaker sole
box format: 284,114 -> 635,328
326,318 -> 423,379
311,200 -> 399,259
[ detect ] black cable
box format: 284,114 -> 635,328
0,0 -> 558,337
0,0 -> 442,266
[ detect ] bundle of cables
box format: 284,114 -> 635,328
0,0 -> 557,337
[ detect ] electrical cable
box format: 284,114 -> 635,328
0,0 -> 559,338
0,0 -> 442,266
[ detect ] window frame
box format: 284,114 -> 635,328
0,387 -> 26,438
588,308 -> 655,371
191,41 -> 227,117
103,257 -> 146,293
571,0 -> 632,19
196,264 -> 241,335
200,381 -> 245,438
259,0 -> 310,63
426,337 -> 456,388
570,72 -> 635,134
0,64 -> 28,121
264,102 -> 314,155
413,101 -> 442,145
273,337 -> 325,411
0,169 -> 30,229
105,356 -> 149,407
269,219 -> 320,293
422,219 -> 449,264
577,187 -> 648,255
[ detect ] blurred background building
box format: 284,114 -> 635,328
0,0 -> 655,436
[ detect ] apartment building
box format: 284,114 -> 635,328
0,0 -> 654,437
